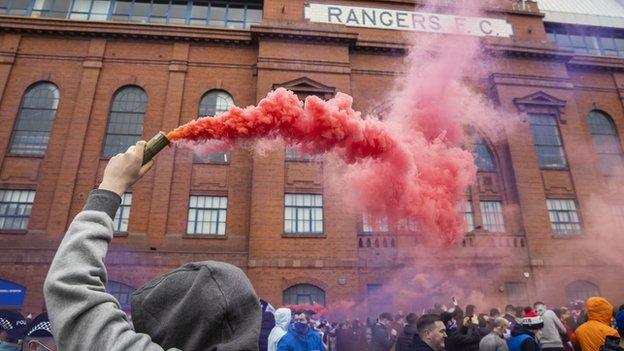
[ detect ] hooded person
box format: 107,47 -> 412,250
0,311 -> 27,351
268,308 -> 292,351
43,141 -> 262,351
576,297 -> 620,351
597,310 -> 624,351
507,308 -> 543,351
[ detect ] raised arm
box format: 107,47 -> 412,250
43,142 -> 171,351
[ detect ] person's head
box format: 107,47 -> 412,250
490,308 -> 500,318
274,308 -> 292,331
440,310 -> 457,328
585,297 -> 614,326
292,311 -> 310,335
406,313 -> 419,326
560,307 -> 571,320
521,308 -> 544,332
492,318 -> 510,337
130,261 -> 261,350
533,302 -> 547,316
20,312 -> 55,351
614,310 -> 624,337
417,314 -> 446,351
396,314 -> 406,325
505,304 -> 515,315
515,306 -> 525,318
378,312 -> 393,328
465,304 -> 476,317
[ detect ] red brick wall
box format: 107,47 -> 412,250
1,1 -> 623,316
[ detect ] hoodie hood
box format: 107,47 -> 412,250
131,261 -> 261,351
586,297 -> 613,325
274,308 -> 292,331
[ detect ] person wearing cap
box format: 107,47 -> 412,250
507,307 -> 543,351
0,311 -> 27,351
22,312 -> 56,351
576,297 -> 620,351
43,141 -> 262,351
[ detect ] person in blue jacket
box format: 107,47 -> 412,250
277,311 -> 324,351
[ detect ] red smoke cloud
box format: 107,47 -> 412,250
167,86 -> 476,245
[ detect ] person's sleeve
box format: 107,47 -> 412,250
550,312 -> 567,334
43,190 -> 174,351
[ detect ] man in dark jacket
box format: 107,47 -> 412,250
507,308 -> 543,351
397,313 -> 419,351
372,312 -> 398,351
445,310 -> 484,351
413,314 -> 447,351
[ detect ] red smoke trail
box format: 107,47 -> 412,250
167,89 -> 476,245
167,89 -> 395,164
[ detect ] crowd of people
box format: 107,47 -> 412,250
1,142 -> 622,351
259,298 -> 624,351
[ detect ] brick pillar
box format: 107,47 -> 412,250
46,38 -> 107,235
146,42 -> 189,237
0,33 -> 21,161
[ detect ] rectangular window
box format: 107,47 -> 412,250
362,213 -> 389,233
187,195 -> 227,235
285,147 -> 322,162
546,198 -> 581,235
463,200 -> 475,232
480,200 -> 505,232
284,193 -> 323,234
0,189 -> 35,231
505,282 -> 528,303
529,114 -> 567,168
113,193 -> 132,233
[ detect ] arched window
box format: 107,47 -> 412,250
474,139 -> 496,172
106,281 -> 135,310
195,90 -> 234,163
9,82 -> 60,156
565,280 -> 600,302
102,86 -> 147,157
588,110 -> 624,175
283,284 -> 325,306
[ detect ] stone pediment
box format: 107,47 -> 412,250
273,77 -> 336,99
513,91 -> 567,122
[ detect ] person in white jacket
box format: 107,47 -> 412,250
268,308 -> 292,351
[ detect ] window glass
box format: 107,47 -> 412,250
102,86 -> 146,158
9,83 -> 60,156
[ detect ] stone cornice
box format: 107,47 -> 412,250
567,54 -> 624,72
250,21 -> 358,44
0,15 -> 252,44
486,40 -> 574,61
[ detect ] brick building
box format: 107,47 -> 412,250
1,0 -> 624,317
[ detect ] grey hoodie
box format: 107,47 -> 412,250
44,189 -> 261,351
536,308 -> 566,349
